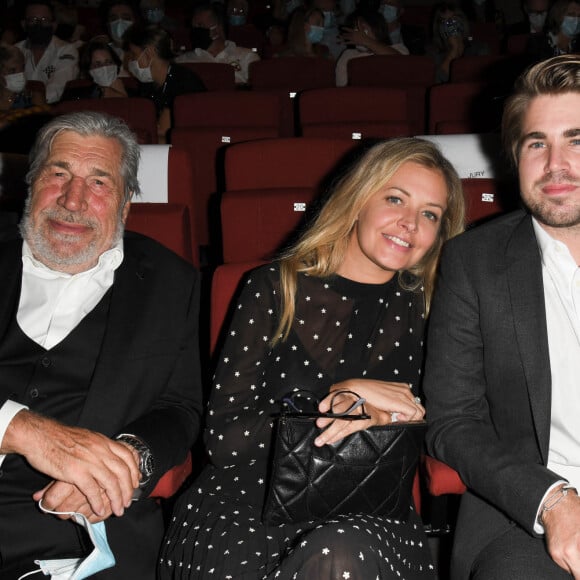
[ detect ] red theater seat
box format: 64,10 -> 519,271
298,87 -> 412,139
53,97 -> 158,144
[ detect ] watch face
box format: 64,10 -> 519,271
141,453 -> 155,479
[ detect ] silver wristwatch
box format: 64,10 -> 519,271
115,433 -> 155,489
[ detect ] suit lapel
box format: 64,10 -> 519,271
506,215 -> 552,461
0,240 -> 23,341
77,242 -> 151,433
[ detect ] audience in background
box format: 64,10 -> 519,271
0,43 -> 48,132
379,0 -> 426,54
335,9 -> 408,86
100,0 -> 138,68
62,38 -> 129,100
227,0 -> 250,27
0,41 -> 52,154
139,0 -> 178,35
16,0 -> 79,103
124,24 -> 205,141
527,0 -> 580,59
427,2 -> 489,83
53,1 -> 85,47
278,7 -> 330,57
310,0 -> 344,59
509,0 -> 550,34
176,2 -> 260,85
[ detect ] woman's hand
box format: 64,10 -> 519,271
314,379 -> 425,446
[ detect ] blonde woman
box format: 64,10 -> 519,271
160,137 -> 465,580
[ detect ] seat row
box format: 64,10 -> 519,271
52,85 -> 511,249
0,136 -> 519,273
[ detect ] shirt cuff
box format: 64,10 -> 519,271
534,480 -> 568,534
0,400 -> 29,467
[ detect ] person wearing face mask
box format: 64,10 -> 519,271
139,0 -> 179,37
426,2 -> 490,83
61,39 -> 130,101
379,0 -> 425,54
527,0 -> 580,59
507,0 -> 550,36
335,9 -> 408,86
176,2 -> 260,85
224,0 -> 267,59
0,43 -> 48,132
99,0 -> 138,73
308,0 -> 344,59
124,25 -> 205,142
503,0 -> 549,55
278,7 -> 331,57
15,0 -> 79,104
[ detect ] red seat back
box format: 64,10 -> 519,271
125,203 -> 194,263
347,55 -> 435,134
53,97 -> 158,144
248,57 -> 335,90
298,87 -> 412,139
210,260 -> 267,354
224,137 -> 355,191
221,187 -> 318,262
173,90 -> 281,128
462,178 -> 519,226
428,82 -> 493,134
177,62 -> 236,91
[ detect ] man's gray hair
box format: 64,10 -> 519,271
26,111 -> 141,203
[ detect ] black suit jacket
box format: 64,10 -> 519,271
424,211 -> 560,578
0,231 -> 203,578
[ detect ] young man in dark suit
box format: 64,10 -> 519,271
425,54 -> 580,579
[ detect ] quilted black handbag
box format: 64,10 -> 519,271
262,390 -> 427,525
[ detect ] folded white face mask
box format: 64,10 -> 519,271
18,501 -> 116,580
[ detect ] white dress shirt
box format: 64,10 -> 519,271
16,36 -> 79,103
533,218 -> 580,532
0,240 -> 123,465
176,40 -> 260,85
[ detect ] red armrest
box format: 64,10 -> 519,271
413,469 -> 421,514
149,452 -> 193,499
423,455 -> 467,496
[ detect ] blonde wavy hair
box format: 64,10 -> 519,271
272,137 -> 465,345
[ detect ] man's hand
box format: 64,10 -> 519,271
2,410 -> 140,517
33,481 -> 116,523
543,486 -> 580,578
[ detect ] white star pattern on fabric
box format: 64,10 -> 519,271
159,264 -> 431,580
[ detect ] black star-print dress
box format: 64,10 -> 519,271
159,263 -> 436,579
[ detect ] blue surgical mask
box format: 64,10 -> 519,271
229,13 -> 247,26
145,8 -> 165,24
323,10 -> 336,28
561,15 -> 580,37
109,18 -> 133,43
381,4 -> 398,23
307,24 -> 324,43
23,502 -> 116,580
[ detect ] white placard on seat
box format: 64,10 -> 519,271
416,133 -> 509,180
134,145 -> 170,203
